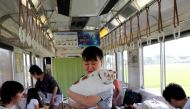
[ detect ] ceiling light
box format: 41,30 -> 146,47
84,26 -> 96,30
117,15 -> 126,23
111,19 -> 120,27
132,0 -> 152,10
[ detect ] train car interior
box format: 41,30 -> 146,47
0,0 -> 190,108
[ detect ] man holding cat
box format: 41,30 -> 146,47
67,46 -> 113,109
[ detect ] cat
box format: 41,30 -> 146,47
69,69 -> 116,104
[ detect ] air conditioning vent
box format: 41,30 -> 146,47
70,17 -> 89,30
120,4 -> 137,19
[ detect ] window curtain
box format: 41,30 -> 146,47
52,57 -> 85,97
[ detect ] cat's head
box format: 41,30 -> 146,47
97,69 -> 116,84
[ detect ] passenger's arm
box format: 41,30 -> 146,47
67,89 -> 101,107
51,86 -> 58,104
115,80 -> 122,100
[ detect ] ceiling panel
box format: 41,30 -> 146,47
70,0 -> 108,17
42,0 -> 57,10
71,0 -> 97,16
86,17 -> 100,28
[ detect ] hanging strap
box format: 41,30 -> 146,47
146,7 -> 151,37
26,0 -> 29,34
137,14 -> 141,40
130,19 -> 133,42
157,0 -> 163,33
129,18 -> 134,49
114,30 -> 117,48
145,7 -> 152,45
173,0 -> 180,39
106,35 -> 108,51
119,25 -> 122,45
137,14 -> 142,48
108,33 -> 112,50
173,0 -> 179,28
124,22 -> 127,44
103,37 -> 105,49
157,0 -> 165,43
18,0 -> 22,26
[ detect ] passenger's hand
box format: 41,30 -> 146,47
50,95 -> 56,104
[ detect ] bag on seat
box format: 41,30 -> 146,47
123,89 -> 142,105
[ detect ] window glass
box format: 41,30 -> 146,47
23,53 -> 32,88
123,50 -> 128,83
165,36 -> 190,96
143,43 -> 160,91
105,52 -> 116,71
116,52 -> 122,81
14,52 -> 25,85
0,48 -> 13,86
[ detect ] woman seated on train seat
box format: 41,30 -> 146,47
67,46 -> 113,109
26,88 -> 47,109
112,74 -> 123,108
0,81 -> 24,109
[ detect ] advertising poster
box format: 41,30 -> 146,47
78,32 -> 100,47
54,32 -> 78,48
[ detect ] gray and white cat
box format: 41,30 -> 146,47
69,69 -> 116,104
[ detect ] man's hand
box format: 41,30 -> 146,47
50,95 -> 56,105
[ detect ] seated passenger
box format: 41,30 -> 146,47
112,76 -> 123,107
0,81 -> 24,109
26,88 -> 45,109
163,83 -> 190,109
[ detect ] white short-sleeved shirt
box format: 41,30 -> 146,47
183,98 -> 190,109
0,105 -> 8,109
27,99 -> 39,109
97,89 -> 113,109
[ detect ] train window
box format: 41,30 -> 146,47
123,50 -> 128,83
14,52 -> 25,86
35,57 -> 42,67
165,36 -> 190,96
23,53 -> 32,88
143,43 -> 160,91
0,48 -> 13,86
116,52 -> 123,81
105,52 -> 116,71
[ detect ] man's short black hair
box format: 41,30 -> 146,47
0,81 -> 24,104
82,46 -> 103,61
29,65 -> 43,75
163,83 -> 186,102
